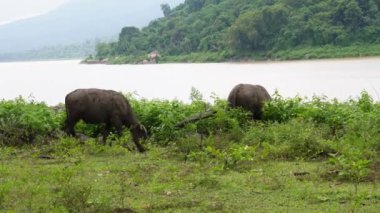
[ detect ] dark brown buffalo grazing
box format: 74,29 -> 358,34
65,88 -> 146,152
227,84 -> 271,120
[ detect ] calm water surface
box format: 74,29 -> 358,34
1,58 -> 380,105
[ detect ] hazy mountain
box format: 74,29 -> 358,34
0,41 -> 97,62
0,0 -> 184,55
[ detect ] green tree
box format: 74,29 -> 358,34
117,27 -> 141,54
119,26 -> 141,42
344,0 -> 364,30
227,5 -> 289,51
93,0 -> 380,62
186,0 -> 205,12
95,42 -> 115,59
161,3 -> 172,17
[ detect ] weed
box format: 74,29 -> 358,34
53,165 -> 92,212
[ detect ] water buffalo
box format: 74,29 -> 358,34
227,84 -> 271,120
64,88 -> 147,152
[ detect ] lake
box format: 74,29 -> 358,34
1,58 -> 380,105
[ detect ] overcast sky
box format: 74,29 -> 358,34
0,0 -> 70,25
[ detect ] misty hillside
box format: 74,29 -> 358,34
0,0 -> 184,55
94,0 -> 380,63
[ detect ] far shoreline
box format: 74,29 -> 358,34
227,55 -> 380,65
78,55 -> 380,66
1,55 -> 380,66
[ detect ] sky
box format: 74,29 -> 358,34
0,0 -> 70,25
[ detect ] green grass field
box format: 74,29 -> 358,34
0,91 -> 379,212
1,143 -> 379,212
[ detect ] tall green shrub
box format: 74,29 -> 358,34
0,98 -> 63,145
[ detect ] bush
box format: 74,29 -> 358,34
52,166 -> 92,212
242,119 -> 334,160
0,92 -> 379,179
0,98 -> 63,146
328,147 -> 372,184
128,90 -> 250,144
263,91 -> 304,122
130,97 -> 198,143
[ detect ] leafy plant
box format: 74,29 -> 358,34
263,91 -> 304,122
53,165 -> 92,212
243,119 -> 334,160
0,98 -> 63,146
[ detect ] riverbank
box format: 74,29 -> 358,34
83,43 -> 380,65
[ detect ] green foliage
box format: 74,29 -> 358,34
186,0 -> 206,12
329,152 -> 372,183
128,97 -> 195,143
263,91 -> 379,136
95,42 -> 116,59
48,137 -> 85,162
0,98 -> 63,146
227,4 -> 289,51
117,27 -> 142,55
263,91 -> 304,122
1,91 -> 379,182
161,3 -> 172,17
92,0 -> 380,63
0,181 -> 11,209
52,165 -> 92,212
1,90 -> 380,211
242,119 -> 334,160
127,91 -> 250,144
198,144 -> 257,170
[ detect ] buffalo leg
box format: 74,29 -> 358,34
65,116 -> 78,136
131,126 -> 146,153
103,118 -> 123,145
102,123 -> 111,145
110,118 -> 123,136
132,136 -> 146,153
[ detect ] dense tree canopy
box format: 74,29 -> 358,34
94,0 -> 380,62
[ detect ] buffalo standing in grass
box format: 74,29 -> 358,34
227,84 -> 271,120
65,88 -> 147,152
175,84 -> 271,128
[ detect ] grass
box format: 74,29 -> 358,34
1,91 -> 380,211
271,43 -> 380,60
1,144 -> 379,212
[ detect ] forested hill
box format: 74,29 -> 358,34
93,0 -> 380,63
